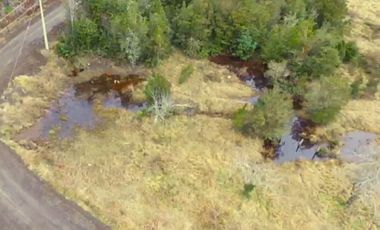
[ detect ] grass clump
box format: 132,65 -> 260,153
144,74 -> 173,122
178,64 -> 194,84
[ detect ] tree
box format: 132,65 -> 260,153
120,31 -> 141,66
172,0 -> 211,56
145,0 -> 171,65
71,18 -> 100,51
304,75 -> 350,124
109,0 -> 147,64
233,88 -> 293,141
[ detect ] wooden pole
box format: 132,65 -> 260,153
38,0 -> 49,50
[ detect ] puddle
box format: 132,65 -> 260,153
273,117 -> 326,163
340,131 -> 378,163
17,88 -> 99,140
18,73 -> 146,140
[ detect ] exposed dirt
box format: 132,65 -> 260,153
209,55 -> 269,89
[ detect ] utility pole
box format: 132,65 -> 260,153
38,0 -> 49,50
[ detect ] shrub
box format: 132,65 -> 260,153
144,74 -> 171,105
350,79 -> 363,98
144,74 -> 173,122
4,6 -> 12,14
294,46 -> 341,78
304,75 -> 350,124
337,40 -> 359,63
312,0 -> 348,26
178,64 -> 194,84
56,38 -> 76,59
233,88 -> 293,141
71,18 -> 100,51
232,30 -> 257,60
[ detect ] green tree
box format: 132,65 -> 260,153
233,88 -> 293,141
173,0 -> 211,57
109,0 -> 147,63
120,31 -> 141,66
71,18 -> 100,51
145,0 -> 171,65
304,75 -> 350,124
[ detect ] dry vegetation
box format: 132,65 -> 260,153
0,0 -> 379,229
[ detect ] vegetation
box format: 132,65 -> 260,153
233,88 -> 293,141
144,74 -> 173,122
304,75 -> 350,125
178,64 -> 194,84
58,0 -> 354,69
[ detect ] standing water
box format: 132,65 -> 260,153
18,73 -> 146,140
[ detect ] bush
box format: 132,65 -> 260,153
233,88 -> 293,141
178,64 -> 194,84
313,0 -> 348,26
304,75 -> 350,124
144,74 -> 173,122
294,46 -> 341,78
71,18 -> 100,51
144,74 -> 171,105
232,30 -> 257,60
4,6 -> 12,14
337,40 -> 359,63
56,38 -> 76,59
350,79 -> 363,98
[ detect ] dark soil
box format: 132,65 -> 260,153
209,55 -> 270,89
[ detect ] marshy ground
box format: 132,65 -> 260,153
0,0 -> 380,229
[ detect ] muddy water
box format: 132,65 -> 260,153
18,73 -> 146,140
274,117 -> 323,163
17,88 -> 99,140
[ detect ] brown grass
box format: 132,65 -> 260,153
1,2 -> 380,228
156,52 -> 254,115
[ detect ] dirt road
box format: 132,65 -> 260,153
0,3 -> 110,230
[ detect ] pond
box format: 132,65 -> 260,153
17,73 -> 146,140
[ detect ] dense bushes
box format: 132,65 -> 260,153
58,0 -> 354,70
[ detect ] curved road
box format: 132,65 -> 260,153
0,3 -> 110,230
